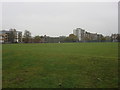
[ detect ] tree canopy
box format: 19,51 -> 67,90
65,34 -> 78,42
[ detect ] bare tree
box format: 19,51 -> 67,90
22,30 -> 31,43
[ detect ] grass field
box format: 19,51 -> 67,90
2,42 -> 118,88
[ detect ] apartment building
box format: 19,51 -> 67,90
0,29 -> 22,43
73,28 -> 103,42
73,28 -> 85,41
111,34 -> 120,42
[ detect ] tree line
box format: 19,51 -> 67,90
23,30 -> 120,43
3,29 -> 117,43
22,30 -> 79,43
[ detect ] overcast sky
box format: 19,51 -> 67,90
1,2 -> 118,37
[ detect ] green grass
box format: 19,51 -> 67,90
2,42 -> 118,88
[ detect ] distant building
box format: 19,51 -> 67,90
97,34 -> 103,42
0,31 -> 8,43
0,29 -> 22,43
73,28 -> 103,42
111,34 -> 120,42
73,28 -> 85,41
